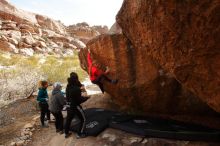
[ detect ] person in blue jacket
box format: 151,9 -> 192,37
37,80 -> 51,127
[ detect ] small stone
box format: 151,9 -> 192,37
20,136 -> 28,140
10,142 -> 16,146
102,133 -> 116,142
24,123 -> 33,129
141,139 -> 148,144
29,132 -> 33,136
129,137 -> 142,143
32,115 -> 40,121
16,140 -> 25,146
31,128 -> 35,131
25,134 -> 30,139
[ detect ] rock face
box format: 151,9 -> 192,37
66,22 -> 108,43
0,0 -> 65,34
92,25 -> 109,34
67,24 -> 99,40
35,15 -> 66,34
79,34 -> 215,115
0,0 -> 108,56
0,0 -> 87,56
116,0 -> 220,113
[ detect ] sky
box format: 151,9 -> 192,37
8,0 -> 124,28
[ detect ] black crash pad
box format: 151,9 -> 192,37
69,108 -> 117,136
67,108 -> 220,141
109,114 -> 220,142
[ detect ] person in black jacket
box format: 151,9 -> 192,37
64,72 -> 89,138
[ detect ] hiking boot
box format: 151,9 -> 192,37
111,79 -> 118,84
56,129 -> 61,133
65,133 -> 72,138
76,132 -> 87,139
59,130 -> 64,134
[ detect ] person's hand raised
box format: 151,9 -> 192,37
105,66 -> 110,74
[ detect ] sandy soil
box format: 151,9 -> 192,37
0,98 -> 38,145
29,92 -> 118,146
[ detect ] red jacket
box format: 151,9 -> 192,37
89,66 -> 103,81
87,52 -> 104,81
87,52 -> 92,67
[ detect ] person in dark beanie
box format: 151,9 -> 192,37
64,72 -> 89,138
70,72 -> 83,86
37,80 -> 51,127
49,82 -> 66,134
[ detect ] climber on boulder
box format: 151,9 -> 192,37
87,51 -> 118,93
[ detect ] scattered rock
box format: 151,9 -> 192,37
18,41 -> 32,48
22,35 -> 35,45
9,30 -> 21,41
102,133 -> 117,142
10,142 -> 16,146
16,140 -> 25,146
0,40 -> 15,52
19,48 -> 34,56
24,123 -> 34,129
0,35 -> 8,41
8,37 -> 18,45
33,41 -> 47,48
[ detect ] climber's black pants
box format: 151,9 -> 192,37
92,75 -> 112,93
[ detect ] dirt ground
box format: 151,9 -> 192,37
0,79 -> 118,146
29,92 -> 118,146
0,97 -> 38,145
1,82 -> 220,146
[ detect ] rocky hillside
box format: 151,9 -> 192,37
79,0 -> 220,127
0,0 -> 66,33
67,22 -> 108,44
0,0 -> 107,56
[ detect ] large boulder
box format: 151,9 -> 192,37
116,0 -> 220,112
79,34 -> 214,115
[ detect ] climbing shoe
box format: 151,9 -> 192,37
111,79 -> 118,84
65,133 -> 72,138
